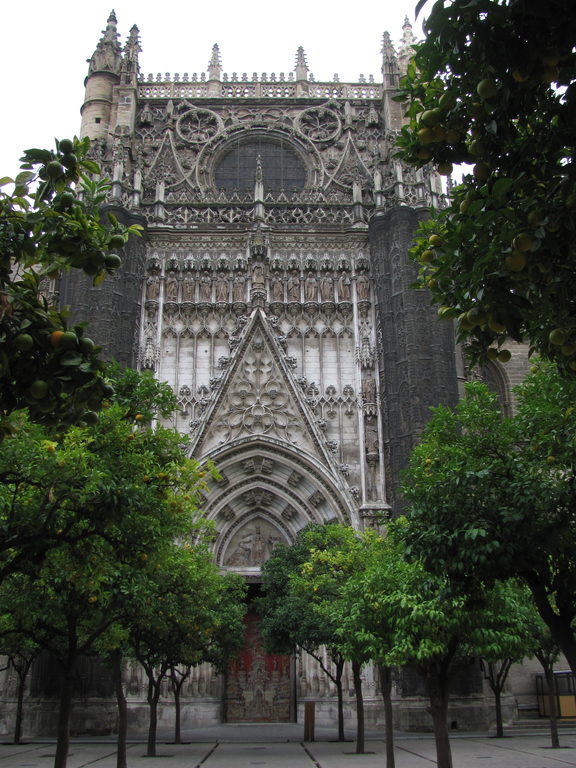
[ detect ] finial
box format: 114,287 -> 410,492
208,44 -> 222,79
398,17 -> 417,76
255,154 -> 263,185
381,31 -> 396,62
103,10 -> 119,43
254,154 -> 264,205
295,46 -> 309,81
121,24 -> 141,79
87,10 -> 122,76
126,24 -> 140,48
381,31 -> 400,86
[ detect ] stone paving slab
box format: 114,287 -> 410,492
308,736 -> 576,767
2,733 -> 576,768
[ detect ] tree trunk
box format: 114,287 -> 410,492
14,669 -> 26,745
352,661 -> 365,755
528,578 -> 576,674
425,671 -> 453,768
305,649 -> 346,742
481,659 -> 513,738
545,665 -> 560,748
378,664 -> 395,768
146,667 -> 166,757
10,654 -> 35,745
494,684 -> 503,738
334,657 -> 345,742
112,651 -> 128,768
147,682 -> 159,757
54,670 -> 75,768
173,684 -> 181,744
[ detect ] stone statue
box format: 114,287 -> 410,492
233,274 -> 245,302
287,274 -> 300,302
146,275 -> 159,300
271,275 -> 284,302
252,263 -> 265,285
365,427 -> 379,453
199,273 -> 212,301
215,273 -> 228,302
320,276 -> 333,302
304,273 -> 317,301
356,274 -> 369,300
182,276 -> 195,302
165,276 -> 178,302
338,274 -> 351,301
362,378 -> 376,403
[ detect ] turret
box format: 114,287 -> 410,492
80,11 -> 123,140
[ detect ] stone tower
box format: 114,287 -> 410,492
55,12 -> 496,730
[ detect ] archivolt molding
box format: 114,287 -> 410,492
198,434 -> 356,525
198,435 -> 357,570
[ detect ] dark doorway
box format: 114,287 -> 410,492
224,586 -> 292,722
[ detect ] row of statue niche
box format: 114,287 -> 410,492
146,272 -> 369,303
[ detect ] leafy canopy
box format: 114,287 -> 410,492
401,363 -> 576,670
396,0 -> 576,371
0,137 -> 141,436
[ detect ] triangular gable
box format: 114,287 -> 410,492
190,309 -> 338,469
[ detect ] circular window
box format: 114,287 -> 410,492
214,138 -> 306,192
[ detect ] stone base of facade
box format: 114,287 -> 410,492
0,694 -> 518,739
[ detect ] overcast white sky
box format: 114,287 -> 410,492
0,0 -> 422,179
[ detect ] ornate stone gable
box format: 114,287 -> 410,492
190,308 -> 338,471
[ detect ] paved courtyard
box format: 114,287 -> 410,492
1,725 -> 576,768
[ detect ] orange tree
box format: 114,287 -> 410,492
395,0 -> 576,370
121,548 -> 246,757
0,138 -> 141,436
401,365 -> 576,674
0,367 -> 180,583
258,524 -> 356,743
0,367 -> 213,768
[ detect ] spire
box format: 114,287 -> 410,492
381,31 -> 397,65
121,24 -> 141,82
103,10 -> 119,42
381,31 -> 399,87
208,44 -> 222,80
124,24 -> 141,58
87,10 -> 122,76
398,17 -> 417,75
295,47 -> 309,81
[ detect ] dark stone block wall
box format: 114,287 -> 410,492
59,205 -> 147,369
369,206 -> 459,513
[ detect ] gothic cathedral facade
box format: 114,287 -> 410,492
35,12 -> 530,733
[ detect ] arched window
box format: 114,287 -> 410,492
214,137 -> 306,192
